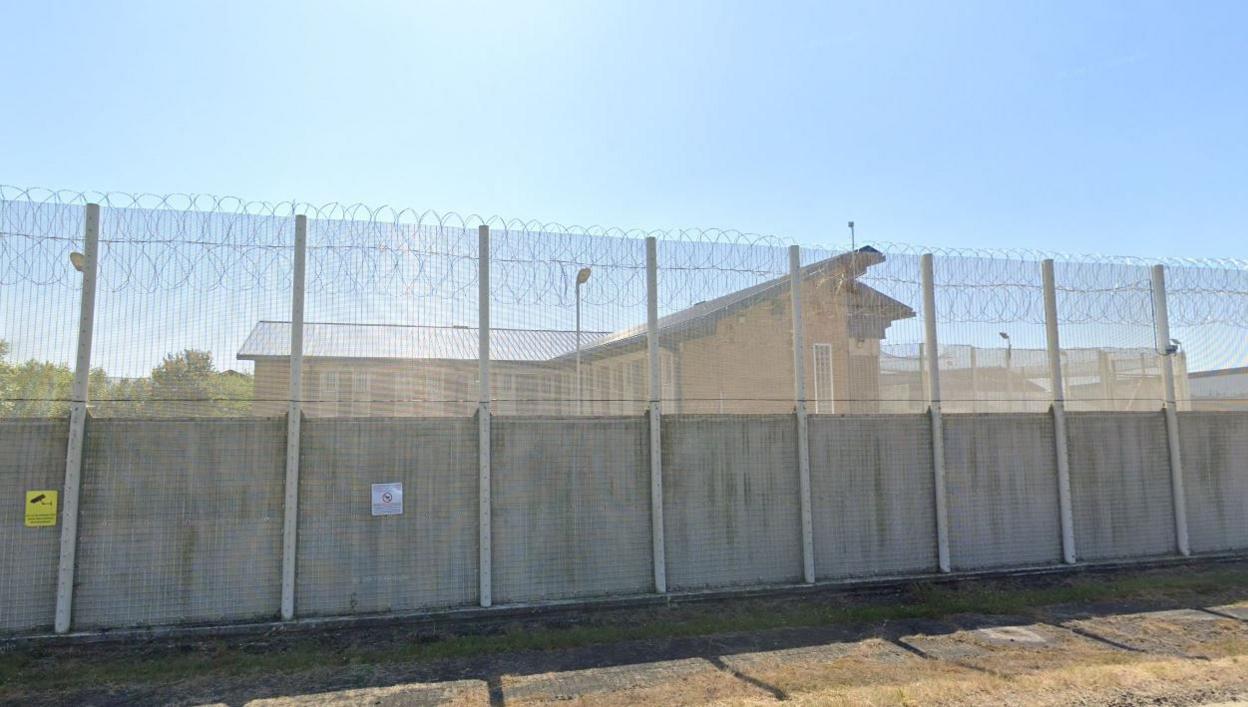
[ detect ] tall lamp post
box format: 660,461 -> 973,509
999,331 -> 1012,411
575,267 -> 592,414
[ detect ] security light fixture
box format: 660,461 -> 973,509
69,252 -> 86,272
576,267 -> 592,285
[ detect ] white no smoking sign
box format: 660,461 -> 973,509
371,482 -> 403,516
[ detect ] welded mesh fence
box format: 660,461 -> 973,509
298,212 -> 481,418
0,196 -> 83,417
5,188 -> 1248,418
4,186 -> 1248,634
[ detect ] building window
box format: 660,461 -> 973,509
352,371 -> 371,416
424,369 -> 443,415
493,372 -> 539,415
373,372 -> 395,416
560,371 -> 574,415
813,343 -> 833,413
320,371 -> 339,415
630,359 -> 645,413
596,367 -> 609,415
320,370 -> 370,416
612,364 -> 625,415
661,353 -> 676,406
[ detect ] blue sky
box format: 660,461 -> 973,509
2,0 -> 1246,258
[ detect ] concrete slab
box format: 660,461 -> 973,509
244,679 -> 488,706
0,420 -> 67,633
721,637 -> 915,668
809,415 -> 939,579
491,417 -> 652,603
297,418 -> 478,616
73,419 -> 285,629
1179,412 -> 1248,554
1209,605 -> 1248,621
662,415 -> 803,590
1061,608 -> 1248,658
942,414 -> 1063,571
502,657 -> 714,700
1066,413 -> 1178,561
901,620 -> 1128,674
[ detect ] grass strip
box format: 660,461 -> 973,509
2,564 -> 1245,692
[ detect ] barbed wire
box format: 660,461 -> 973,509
3,186 -> 1248,325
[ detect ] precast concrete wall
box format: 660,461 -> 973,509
491,417 -> 652,603
73,419 -> 285,629
1067,412 -> 1178,561
809,415 -> 938,579
662,415 -> 803,590
1179,412 -> 1248,554
297,418 -> 478,616
943,414 -> 1063,570
0,420 -> 67,633
8,409 -> 1248,636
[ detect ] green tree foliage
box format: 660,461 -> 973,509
0,340 -> 252,418
146,349 -> 254,416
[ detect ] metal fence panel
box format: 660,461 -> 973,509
662,415 -> 802,590
296,418 -> 478,616
1067,412 -> 1177,561
943,414 -> 1063,570
809,414 -> 938,579
1178,411 -> 1248,554
0,420 -> 66,632
656,238 -> 794,415
8,187 -> 1248,635
73,418 -> 284,628
0,195 -> 84,418
491,417 -> 651,603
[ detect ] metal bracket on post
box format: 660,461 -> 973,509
645,237 -> 667,594
280,214 -> 307,621
790,245 -> 815,584
54,203 -> 99,634
921,253 -> 952,573
1042,260 -> 1078,564
1151,264 -> 1190,557
478,225 -> 493,607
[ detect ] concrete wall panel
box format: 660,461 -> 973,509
809,415 -> 939,579
297,418 -> 478,616
491,417 -> 652,603
0,420 -> 67,633
1067,412 -> 1177,561
943,414 -> 1063,570
74,419 -> 285,628
1179,412 -> 1248,553
8,410 -> 1246,635
662,415 -> 803,590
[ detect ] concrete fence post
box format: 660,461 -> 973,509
645,237 -> 667,593
789,245 -> 815,584
54,202 -> 100,634
921,253 -> 952,573
280,214 -> 307,620
478,225 -> 493,606
1151,265 -> 1191,557
1042,259 -> 1078,564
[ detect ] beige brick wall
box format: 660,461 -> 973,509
247,272 -> 897,416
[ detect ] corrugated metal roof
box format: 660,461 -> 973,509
568,247 -> 914,360
237,322 -> 610,362
239,247 -> 914,364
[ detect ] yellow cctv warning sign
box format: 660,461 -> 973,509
25,490 -> 58,527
